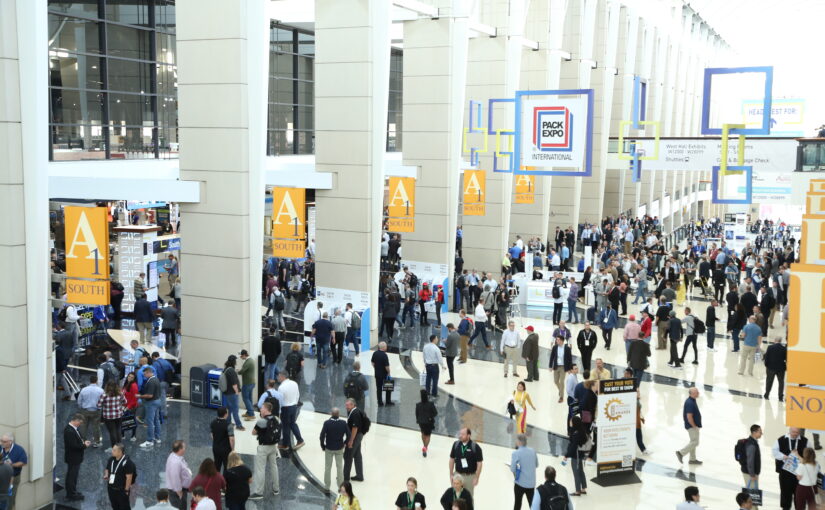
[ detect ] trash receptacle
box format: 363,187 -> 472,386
189,363 -> 216,407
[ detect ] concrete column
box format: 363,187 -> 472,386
0,0 -> 53,507
462,0 -> 527,274
401,6 -> 468,280
177,0 -> 269,390
314,0 -> 390,335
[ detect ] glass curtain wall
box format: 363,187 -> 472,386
387,48 -> 402,151
48,0 -> 177,161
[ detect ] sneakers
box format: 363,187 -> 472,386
155,439 -> 162,444
249,494 -> 264,500
139,441 -> 154,448
130,437 -> 137,442
688,460 -> 703,465
272,490 -> 280,496
422,447 -> 427,458
675,451 -> 684,463
642,449 -> 653,455
243,415 -> 256,421
691,361 -> 698,365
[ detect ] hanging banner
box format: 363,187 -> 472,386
387,177 -> 415,232
271,187 -> 306,259
514,174 -> 535,204
596,378 -> 637,475
66,279 -> 110,306
65,206 -> 110,279
463,170 -> 486,216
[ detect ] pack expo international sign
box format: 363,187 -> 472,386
520,96 -> 588,170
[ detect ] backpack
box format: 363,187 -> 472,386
537,482 -> 569,510
457,275 -> 466,289
350,311 -> 361,330
300,280 -> 311,294
586,307 -> 596,323
286,351 -> 302,376
552,285 -> 561,299
343,373 -> 361,399
693,317 -> 706,334
219,370 -> 228,393
359,412 -> 371,435
101,361 -> 120,386
263,389 -> 281,415
58,305 -> 69,322
409,273 -> 419,289
734,438 -> 748,468
260,415 -> 282,444
273,294 -> 285,311
134,347 -> 150,364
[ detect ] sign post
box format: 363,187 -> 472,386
595,378 -> 640,485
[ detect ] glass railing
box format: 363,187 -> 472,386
797,138 -> 825,172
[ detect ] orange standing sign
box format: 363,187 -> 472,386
463,170 -> 486,216
387,177 -> 415,232
514,174 -> 535,204
271,187 -> 306,258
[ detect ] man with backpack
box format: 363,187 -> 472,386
737,424 -> 762,509
151,352 -> 174,419
532,466 -> 573,510
249,402 -> 281,499
344,398 -> 368,483
679,307 -> 701,366
342,361 -> 368,410
344,303 -> 361,355
268,289 -> 286,333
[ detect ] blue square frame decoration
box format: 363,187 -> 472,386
701,66 -> 773,135
513,88 -> 594,177
711,165 -> 752,204
487,98 -> 515,135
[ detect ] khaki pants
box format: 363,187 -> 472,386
678,427 -> 700,461
657,320 -> 669,349
454,471 -> 476,496
136,322 -> 153,343
553,367 -> 565,399
79,408 -> 101,444
742,473 -> 760,509
459,335 -> 469,362
503,346 -> 519,375
323,448 -> 344,489
739,345 -> 757,376
252,443 -> 280,494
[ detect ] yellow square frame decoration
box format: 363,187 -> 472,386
617,120 -> 660,161
720,123 -> 746,176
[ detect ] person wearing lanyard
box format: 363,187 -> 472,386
771,427 -> 807,510
103,444 -> 136,510
448,428 -> 483,497
395,476 -> 427,510
0,434 -> 27,510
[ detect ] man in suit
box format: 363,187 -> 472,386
64,414 -> 91,501
548,336 -> 573,404
763,337 -> 787,401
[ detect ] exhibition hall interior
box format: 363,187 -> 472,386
3,0 -> 825,509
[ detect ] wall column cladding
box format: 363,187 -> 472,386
401,9 -> 468,278
461,0 -> 526,275
313,0 -> 390,339
0,0 -> 53,507
177,0 -> 269,394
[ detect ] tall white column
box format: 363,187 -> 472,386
0,0 -> 53,507
314,0 -> 390,337
177,0 -> 269,391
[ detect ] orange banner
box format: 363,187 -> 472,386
271,187 -> 306,240
64,206 -> 110,279
272,240 -> 306,259
786,386 -> 825,429
387,177 -> 415,232
514,174 -> 535,204
66,279 -> 111,306
463,170 -> 486,216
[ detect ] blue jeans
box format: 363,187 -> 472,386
632,368 -> 644,388
144,398 -> 162,441
401,305 -> 415,327
633,286 -> 648,304
425,364 -> 439,396
731,328 -> 741,351
241,383 -> 255,416
706,327 -> 715,348
317,340 -> 330,366
222,393 -> 243,427
567,299 -> 579,323
469,321 -> 489,347
346,328 -> 359,354
280,405 -> 304,447
265,362 -> 279,383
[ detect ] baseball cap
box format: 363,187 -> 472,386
629,314 -> 635,321
525,325 -> 535,332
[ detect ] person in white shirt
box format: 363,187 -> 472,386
468,303 -> 490,349
276,373 -> 305,449
422,335 -> 447,397
191,487 -> 216,510
794,447 -> 820,509
500,321 -> 522,378
675,485 -> 702,510
564,364 -> 579,417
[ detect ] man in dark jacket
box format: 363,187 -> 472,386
667,310 -> 683,369
627,338 -> 651,388
655,299 -> 671,350
549,336 -> 573,403
522,326 -> 540,382
444,324 -> 460,384
576,322 -> 597,370
262,328 -> 282,383
134,296 -> 155,343
758,287 -> 776,336
740,287 -> 757,318
741,425 -> 762,495
706,300 -> 718,351
319,407 -> 349,490
763,337 -> 787,401
64,414 -> 91,501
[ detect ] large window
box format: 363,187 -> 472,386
267,24 -> 314,155
387,49 -> 402,151
48,0 -> 177,161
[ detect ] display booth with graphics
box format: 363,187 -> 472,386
305,287 -> 372,351
594,378 -> 640,486
395,261 -> 450,317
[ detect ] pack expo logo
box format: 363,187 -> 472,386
532,106 -> 573,152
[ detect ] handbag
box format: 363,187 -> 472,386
741,480 -> 762,506
419,371 -> 427,387
582,410 -> 593,424
382,377 -> 395,392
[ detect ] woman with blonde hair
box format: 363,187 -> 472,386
224,452 -> 252,510
794,447 -> 821,510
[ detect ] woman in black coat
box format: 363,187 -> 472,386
415,389 -> 437,457
563,415 -> 589,496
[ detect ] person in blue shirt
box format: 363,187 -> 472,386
0,434 -> 27,509
508,243 -> 522,261
151,352 -> 174,419
561,244 -> 570,271
676,387 -> 702,465
738,316 -> 763,376
598,304 -> 618,350
510,434 -> 538,510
